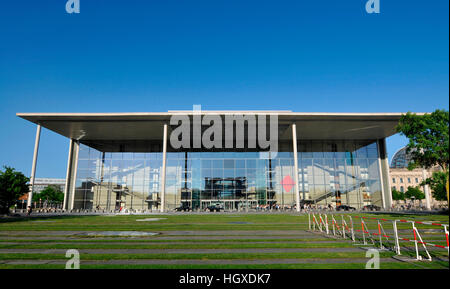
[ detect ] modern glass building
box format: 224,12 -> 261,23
17,111 -> 401,212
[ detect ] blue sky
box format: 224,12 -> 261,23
0,0 -> 448,178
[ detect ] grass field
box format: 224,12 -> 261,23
0,212 -> 448,269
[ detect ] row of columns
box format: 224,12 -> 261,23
27,123 -> 427,212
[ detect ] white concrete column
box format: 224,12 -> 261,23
422,169 -> 431,210
63,139 -> 74,210
292,124 -> 300,212
376,140 -> 387,209
160,124 -> 168,213
380,138 -> 393,209
28,125 -> 41,208
69,141 -> 80,210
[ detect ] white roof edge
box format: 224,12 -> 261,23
16,112 -> 427,117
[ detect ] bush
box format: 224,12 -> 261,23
405,186 -> 425,201
391,188 -> 405,201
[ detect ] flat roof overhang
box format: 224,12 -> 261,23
17,112 -> 415,151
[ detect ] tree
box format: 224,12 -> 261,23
0,167 -> 30,215
396,109 -> 449,201
422,171 -> 448,201
405,186 -> 425,202
32,185 -> 64,204
391,188 -> 405,201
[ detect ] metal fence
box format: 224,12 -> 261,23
308,212 -> 449,261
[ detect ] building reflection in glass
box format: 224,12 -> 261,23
73,140 -> 382,211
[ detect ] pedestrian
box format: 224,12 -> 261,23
26,206 -> 32,216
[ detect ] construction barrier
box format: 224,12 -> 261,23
394,219 -> 449,261
308,212 -> 449,261
353,216 -> 394,251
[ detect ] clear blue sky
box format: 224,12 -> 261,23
0,0 -> 448,178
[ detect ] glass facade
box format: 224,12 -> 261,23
73,139 -> 383,211
390,147 -> 412,168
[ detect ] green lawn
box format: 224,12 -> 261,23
0,262 -> 446,269
0,212 -> 448,269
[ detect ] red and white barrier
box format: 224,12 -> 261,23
353,216 -> 391,249
308,212 -> 449,261
394,220 -> 449,261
